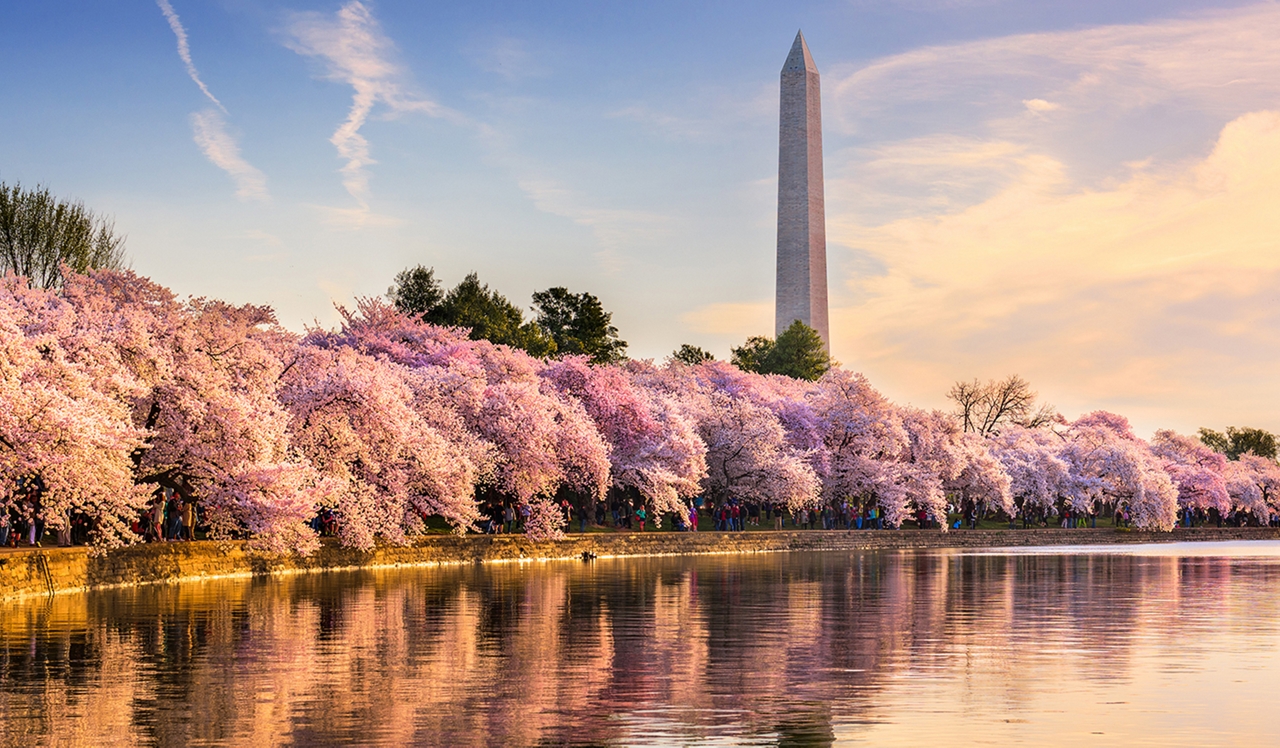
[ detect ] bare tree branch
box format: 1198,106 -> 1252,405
947,374 -> 1058,436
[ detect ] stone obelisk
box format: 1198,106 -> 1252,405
775,30 -> 829,349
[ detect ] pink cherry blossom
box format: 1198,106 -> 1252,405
1059,412 -> 1178,530
809,369 -> 907,513
0,275 -> 150,547
279,345 -> 481,549
542,357 -> 706,519
1150,429 -> 1231,513
987,425 -> 1071,516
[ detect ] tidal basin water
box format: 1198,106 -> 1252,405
3,542 -> 1280,746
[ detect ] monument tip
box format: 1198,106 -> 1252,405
783,30 -> 818,74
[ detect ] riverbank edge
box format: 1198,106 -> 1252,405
3,527 -> 1279,601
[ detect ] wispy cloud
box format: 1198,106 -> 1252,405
190,110 -> 269,202
827,4 -> 1280,141
830,110 -> 1280,432
240,229 -> 282,248
285,1 -> 452,215
157,0 -> 269,201
605,83 -> 776,143
304,203 -> 405,230
156,0 -> 225,113
819,4 -> 1280,433
1022,98 -> 1059,113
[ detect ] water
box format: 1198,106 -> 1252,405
3,541 -> 1280,746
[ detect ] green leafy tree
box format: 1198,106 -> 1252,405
731,336 -> 775,373
731,321 -> 830,381
1198,426 -> 1278,460
531,286 -> 628,364
671,344 -> 714,365
386,264 -> 442,318
431,273 -> 556,356
0,181 -> 128,289
1199,428 -> 1230,456
426,272 -> 556,357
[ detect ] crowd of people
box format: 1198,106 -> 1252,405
6,487 -> 1279,551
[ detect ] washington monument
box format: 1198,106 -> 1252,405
775,30 -> 829,349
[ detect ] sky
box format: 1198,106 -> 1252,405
2,0 -> 1278,437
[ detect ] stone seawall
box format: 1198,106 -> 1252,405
2,527 -> 1278,602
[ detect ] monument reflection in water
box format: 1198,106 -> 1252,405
3,543 -> 1280,747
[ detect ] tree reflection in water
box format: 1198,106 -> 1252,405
2,544 -> 1280,746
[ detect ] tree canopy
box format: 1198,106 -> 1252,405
428,273 -> 555,356
730,321 -> 830,381
0,182 -> 128,289
387,267 -> 627,362
14,268 -> 1280,553
386,265 -> 442,318
1198,426 -> 1278,461
531,286 -> 628,364
671,344 -> 714,365
947,375 -> 1058,436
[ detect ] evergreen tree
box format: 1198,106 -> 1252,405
388,267 -> 556,357
730,336 -> 775,373
731,321 -> 830,381
386,265 -> 442,318
671,344 -> 714,365
531,286 -> 628,364
430,273 -> 556,356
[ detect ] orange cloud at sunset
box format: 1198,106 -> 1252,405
830,110 -> 1280,436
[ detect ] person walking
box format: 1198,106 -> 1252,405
168,496 -> 184,541
151,493 -> 166,541
57,511 -> 71,547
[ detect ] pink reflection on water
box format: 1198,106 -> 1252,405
0,545 -> 1278,746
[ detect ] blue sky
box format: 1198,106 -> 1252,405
3,0 -> 1279,436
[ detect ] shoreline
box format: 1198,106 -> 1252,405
2,526 -> 1278,602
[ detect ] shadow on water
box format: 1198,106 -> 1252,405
2,545 -> 1280,746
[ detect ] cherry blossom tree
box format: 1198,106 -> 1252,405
279,345 -> 482,550
809,369 -> 907,511
695,388 -> 820,509
1058,412 -> 1178,530
987,426 -> 1071,518
56,271 -> 328,550
1224,454 -> 1280,522
542,357 -> 705,520
894,407 -> 1009,528
0,275 -> 149,547
1150,429 -> 1231,515
2,270 -> 1234,552
210,463 -> 338,555
949,430 -> 1014,517
313,299 -> 611,539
